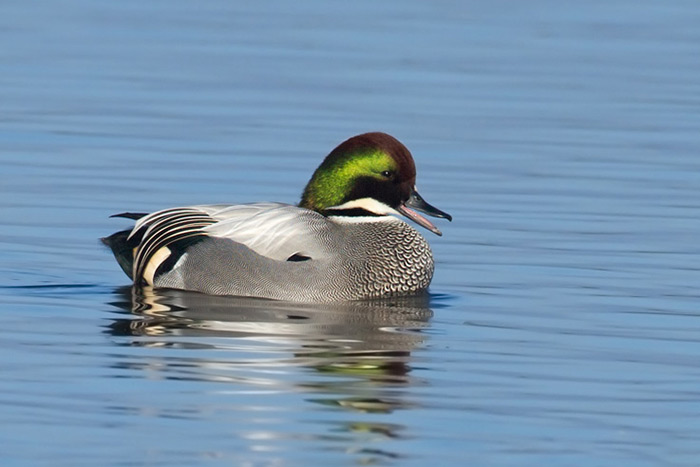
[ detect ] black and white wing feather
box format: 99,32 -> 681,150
119,203 -> 332,286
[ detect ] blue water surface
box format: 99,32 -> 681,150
1,1 -> 700,465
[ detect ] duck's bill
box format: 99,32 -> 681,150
397,189 -> 452,236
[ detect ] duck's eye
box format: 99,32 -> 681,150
381,170 -> 394,179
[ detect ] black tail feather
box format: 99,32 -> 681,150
110,212 -> 148,220
101,229 -> 137,279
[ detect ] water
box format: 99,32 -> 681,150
2,1 -> 700,465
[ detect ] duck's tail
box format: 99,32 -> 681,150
101,212 -> 148,280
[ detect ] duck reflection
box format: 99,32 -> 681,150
107,287 -> 434,414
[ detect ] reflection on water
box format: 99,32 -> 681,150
105,287 -> 434,459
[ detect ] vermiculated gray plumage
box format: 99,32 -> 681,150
108,203 -> 434,302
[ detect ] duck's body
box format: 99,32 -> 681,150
104,132 -> 450,302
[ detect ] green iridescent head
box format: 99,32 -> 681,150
299,132 -> 452,235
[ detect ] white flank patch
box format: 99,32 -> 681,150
143,246 -> 171,286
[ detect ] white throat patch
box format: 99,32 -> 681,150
325,198 -> 400,216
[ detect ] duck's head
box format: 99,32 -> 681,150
299,132 -> 452,235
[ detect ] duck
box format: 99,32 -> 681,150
103,132 -> 451,302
